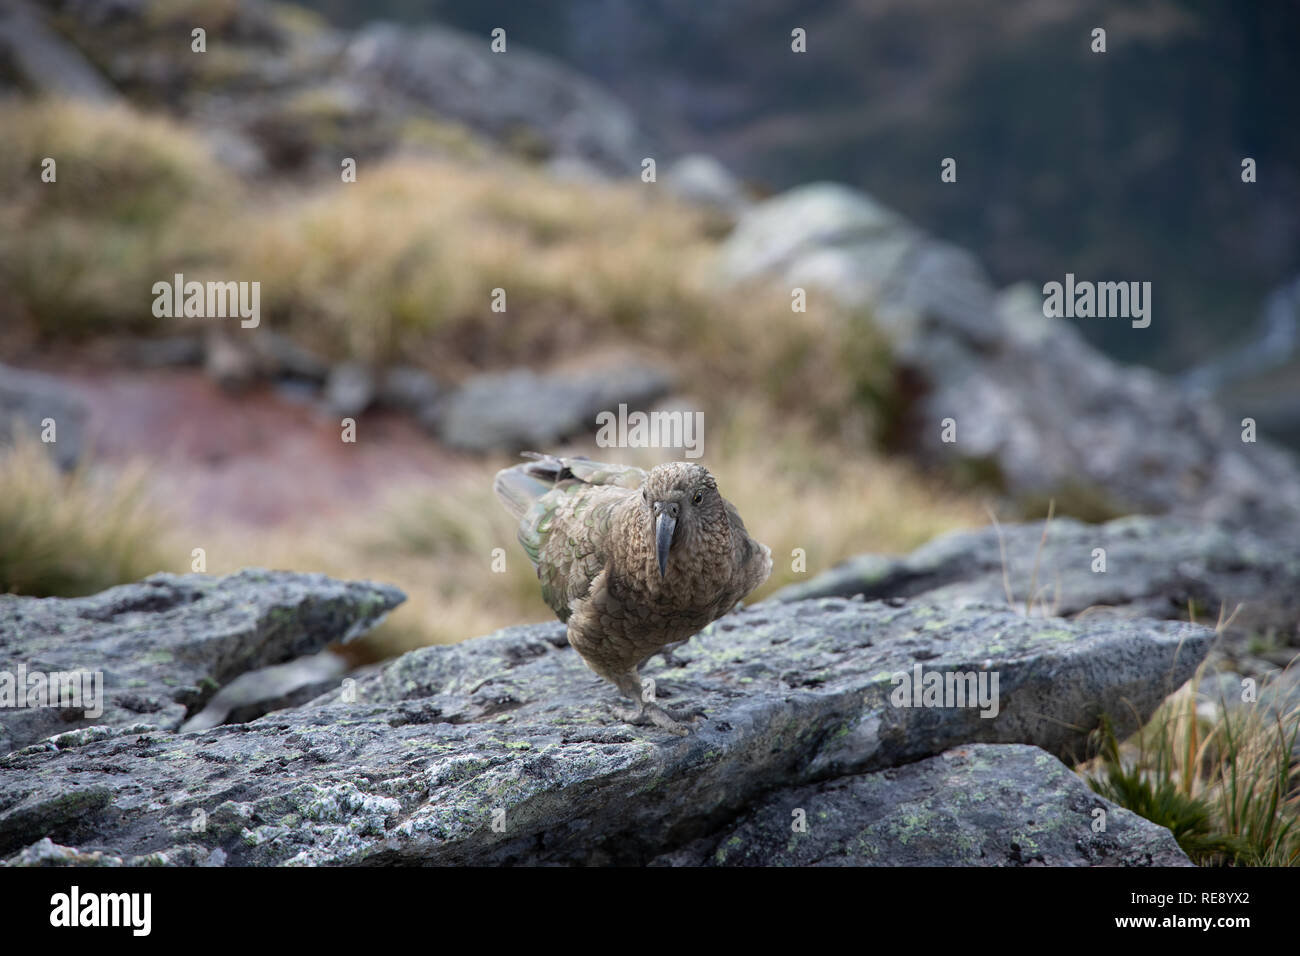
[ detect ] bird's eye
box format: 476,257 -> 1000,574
692,491 -> 703,505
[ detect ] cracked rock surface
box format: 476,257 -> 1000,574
1,577 -> 1209,866
653,743 -> 1191,867
0,570 -> 405,754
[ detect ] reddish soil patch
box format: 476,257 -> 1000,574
50,367 -> 467,527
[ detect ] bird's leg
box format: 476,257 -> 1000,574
638,638 -> 688,671
608,669 -> 694,736
657,639 -> 689,669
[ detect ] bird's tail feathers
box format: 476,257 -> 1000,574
518,451 -> 576,483
493,463 -> 553,521
496,451 -> 646,520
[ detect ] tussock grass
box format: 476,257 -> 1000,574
2,99 -> 893,438
0,99 -> 233,222
0,99 -> 236,336
223,155 -> 893,437
232,158 -> 752,364
0,437 -> 177,597
1081,666 -> 1300,866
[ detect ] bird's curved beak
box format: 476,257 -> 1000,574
654,503 -> 678,578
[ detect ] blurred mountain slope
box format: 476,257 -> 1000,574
303,0 -> 1300,373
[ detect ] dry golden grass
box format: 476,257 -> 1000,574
1082,663 -> 1300,866
0,98 -> 234,221
0,436 -> 180,597
0,99 -> 237,336
3,100 -> 893,437
230,158 -> 732,365
225,156 -> 894,436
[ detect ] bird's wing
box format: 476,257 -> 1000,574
725,497 -> 773,594
535,484 -> 627,620
495,454 -> 644,620
555,456 -> 647,489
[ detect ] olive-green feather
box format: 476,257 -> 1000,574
494,455 -> 645,620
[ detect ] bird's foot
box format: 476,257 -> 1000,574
609,699 -> 700,736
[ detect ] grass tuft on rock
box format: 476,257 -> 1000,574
1082,669 -> 1300,867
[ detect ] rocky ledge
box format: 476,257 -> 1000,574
1,570 -> 1211,866
0,570 -> 404,754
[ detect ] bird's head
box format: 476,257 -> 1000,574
641,462 -> 725,578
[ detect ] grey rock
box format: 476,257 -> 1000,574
0,570 -> 404,754
654,744 -> 1191,866
202,330 -> 259,393
323,361 -> 376,418
199,124 -> 269,179
0,0 -> 119,101
201,329 -> 330,390
665,154 -> 750,215
376,365 -> 440,415
721,184 -> 1300,531
9,836 -> 227,867
0,596 -> 1210,864
179,650 -> 350,733
722,182 -> 909,287
10,837 -> 122,866
117,335 -> 205,368
344,22 -> 644,173
32,3 -> 654,178
432,363 -> 673,453
0,362 -> 87,469
251,331 -> 330,383
773,513 -> 1300,663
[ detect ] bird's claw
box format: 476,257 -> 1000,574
609,700 -> 699,736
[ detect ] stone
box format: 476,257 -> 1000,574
179,650 -> 350,733
430,363 -> 673,453
0,362 -> 87,470
772,513 -> 1300,670
654,744 -> 1191,866
0,0 -> 120,102
323,361 -> 376,418
664,153 -> 750,216
720,184 -> 1300,533
376,365 -> 440,415
0,594 -> 1210,864
0,570 -> 405,754
344,22 -> 644,174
